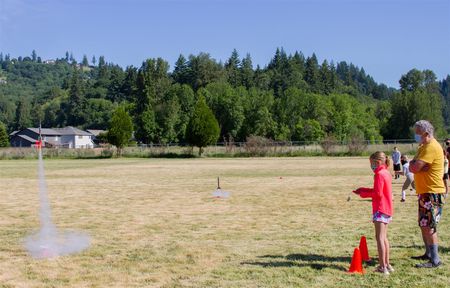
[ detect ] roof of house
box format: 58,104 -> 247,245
28,128 -> 60,136
55,126 -> 93,136
27,126 -> 93,136
86,129 -> 106,136
14,134 -> 39,143
9,130 -> 19,136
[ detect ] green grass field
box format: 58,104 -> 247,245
0,157 -> 448,287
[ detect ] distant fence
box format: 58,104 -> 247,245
196,141 -> 421,156
1,139 -> 446,159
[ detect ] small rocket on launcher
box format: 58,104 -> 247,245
35,122 -> 42,149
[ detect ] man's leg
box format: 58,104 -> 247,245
416,227 -> 441,267
416,194 -> 443,268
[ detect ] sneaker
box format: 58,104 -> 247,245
401,198 -> 405,202
415,261 -> 442,268
386,264 -> 394,272
411,254 -> 430,260
374,265 -> 390,275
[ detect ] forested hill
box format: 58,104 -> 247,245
0,49 -> 448,144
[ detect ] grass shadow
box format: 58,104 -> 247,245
241,253 -> 351,271
284,253 -> 351,262
241,260 -> 346,271
391,244 -> 450,253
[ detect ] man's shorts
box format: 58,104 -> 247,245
373,211 -> 392,224
393,163 -> 401,172
418,193 -> 445,229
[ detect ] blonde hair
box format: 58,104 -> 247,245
370,151 -> 390,167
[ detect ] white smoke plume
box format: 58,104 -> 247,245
25,149 -> 90,259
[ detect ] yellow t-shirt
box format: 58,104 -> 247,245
414,138 -> 445,194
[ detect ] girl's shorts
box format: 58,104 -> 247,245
373,211 -> 392,224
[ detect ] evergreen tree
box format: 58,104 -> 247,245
82,55 -> 89,67
107,66 -> 126,102
107,106 -> 133,156
121,66 -> 138,102
172,54 -> 191,85
240,53 -> 254,89
268,48 -> 289,97
319,60 -> 333,94
225,49 -> 241,87
31,50 -> 37,62
97,56 -> 108,84
133,58 -> 171,143
67,68 -> 86,126
186,96 -> 220,155
286,52 -> 307,91
0,121 -> 9,147
14,97 -> 32,130
304,54 -> 320,93
253,65 -> 270,90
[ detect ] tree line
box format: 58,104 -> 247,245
0,49 -> 449,148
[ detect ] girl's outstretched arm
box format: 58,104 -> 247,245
355,187 -> 373,198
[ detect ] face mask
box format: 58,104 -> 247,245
414,134 -> 422,143
371,163 -> 378,172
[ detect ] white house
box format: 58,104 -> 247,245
10,126 -> 95,148
56,127 -> 94,148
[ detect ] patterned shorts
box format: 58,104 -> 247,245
418,193 -> 445,229
373,211 -> 392,224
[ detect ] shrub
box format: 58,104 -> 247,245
320,135 -> 337,155
347,134 -> 368,156
245,135 -> 273,156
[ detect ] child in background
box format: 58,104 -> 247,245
353,151 -> 393,275
392,147 -> 402,179
395,155 -> 415,202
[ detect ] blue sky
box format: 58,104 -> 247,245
0,0 -> 449,88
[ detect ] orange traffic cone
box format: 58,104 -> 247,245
359,236 -> 371,262
348,248 -> 365,274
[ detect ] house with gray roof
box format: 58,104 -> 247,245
10,127 -> 95,148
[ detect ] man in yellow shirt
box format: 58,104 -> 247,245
410,120 -> 445,268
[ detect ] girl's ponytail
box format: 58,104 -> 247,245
385,155 -> 390,168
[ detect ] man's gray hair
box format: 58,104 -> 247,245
414,120 -> 434,136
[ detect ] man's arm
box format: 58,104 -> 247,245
409,159 -> 429,173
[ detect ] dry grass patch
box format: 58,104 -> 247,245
0,157 -> 448,287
